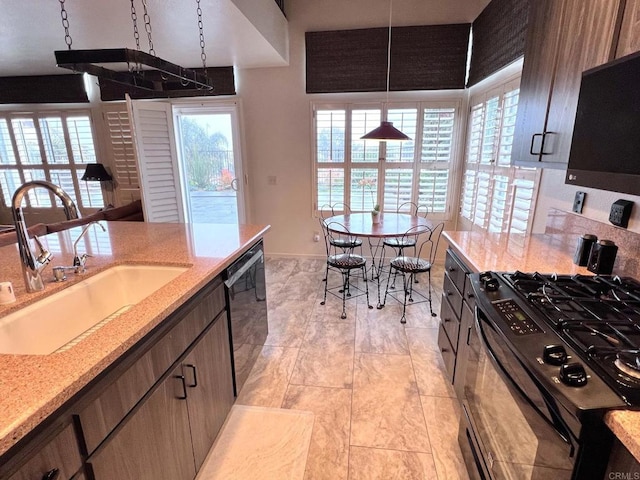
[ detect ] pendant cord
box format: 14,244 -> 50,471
385,0 -> 393,105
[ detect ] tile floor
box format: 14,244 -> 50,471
232,257 -> 470,480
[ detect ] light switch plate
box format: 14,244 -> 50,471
572,191 -> 586,214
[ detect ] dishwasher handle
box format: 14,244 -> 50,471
225,249 -> 264,288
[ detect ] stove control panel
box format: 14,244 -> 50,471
543,344 -> 568,365
492,298 -> 542,336
559,363 -> 588,387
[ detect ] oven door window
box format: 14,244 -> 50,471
464,310 -> 574,479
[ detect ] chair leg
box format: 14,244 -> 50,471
428,269 -> 436,317
400,272 -> 410,324
362,265 -> 373,310
381,264 -> 395,307
320,263 -> 329,306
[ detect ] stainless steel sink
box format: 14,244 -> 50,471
0,264 -> 188,355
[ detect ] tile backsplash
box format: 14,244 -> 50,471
546,208 -> 640,278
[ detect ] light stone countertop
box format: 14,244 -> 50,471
0,221 -> 269,457
444,230 -> 640,463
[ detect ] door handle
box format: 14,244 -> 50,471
184,364 -> 198,387
41,469 -> 59,480
231,178 -> 239,191
530,133 -> 543,156
175,375 -> 188,400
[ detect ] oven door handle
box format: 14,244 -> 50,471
474,306 -> 575,451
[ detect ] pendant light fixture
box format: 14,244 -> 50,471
361,0 -> 410,142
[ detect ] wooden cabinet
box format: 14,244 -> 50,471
616,0 -> 640,58
182,312 -> 234,470
85,282 -> 233,480
89,363 -> 196,480
438,249 -> 471,385
7,424 -> 81,480
512,0 -> 623,168
1,274 -> 234,480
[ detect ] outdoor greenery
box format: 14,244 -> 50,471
181,117 -> 233,191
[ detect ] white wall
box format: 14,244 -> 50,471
236,0 -> 490,256
533,169 -> 640,233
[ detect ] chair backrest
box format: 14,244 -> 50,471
319,204 -> 333,220
397,201 -> 429,218
396,222 -> 444,263
418,222 -> 444,264
331,203 -> 351,215
323,220 -> 358,256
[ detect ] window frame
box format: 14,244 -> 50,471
311,98 -> 464,221
0,108 -> 105,212
458,71 -> 541,235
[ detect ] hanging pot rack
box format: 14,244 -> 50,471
54,0 -> 214,93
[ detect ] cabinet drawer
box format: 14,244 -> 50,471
437,323 -> 455,383
79,279 -> 225,454
439,295 -> 460,354
443,273 -> 463,318
444,250 -> 467,294
464,274 -> 476,311
8,423 -> 81,480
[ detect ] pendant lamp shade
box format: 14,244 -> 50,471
361,0 -> 411,142
81,163 -> 113,182
361,121 -> 410,141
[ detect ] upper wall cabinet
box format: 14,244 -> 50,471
617,0 -> 640,58
512,0 -> 623,169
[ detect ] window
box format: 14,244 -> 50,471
459,79 -> 539,234
313,101 -> 461,218
0,111 -> 104,210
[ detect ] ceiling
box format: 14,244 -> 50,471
0,0 -> 289,77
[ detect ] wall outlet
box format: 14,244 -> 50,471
313,231 -> 320,242
572,191 -> 586,214
609,199 -> 634,228
267,175 -> 277,186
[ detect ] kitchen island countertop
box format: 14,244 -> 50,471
0,221 -> 269,457
444,230 -> 640,463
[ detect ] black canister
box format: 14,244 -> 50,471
587,239 -> 618,274
574,234 -> 597,266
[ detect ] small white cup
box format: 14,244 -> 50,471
0,282 -> 16,304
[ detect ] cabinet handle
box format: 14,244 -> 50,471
530,133 -> 543,155
467,292 -> 474,299
466,326 -> 472,346
446,289 -> 452,296
443,317 -> 451,323
185,364 -> 198,388
441,347 -> 448,353
42,469 -> 59,480
448,266 -> 455,272
175,375 -> 188,400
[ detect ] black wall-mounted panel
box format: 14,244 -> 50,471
0,74 -> 88,104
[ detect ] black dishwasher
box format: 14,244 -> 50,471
224,240 -> 268,396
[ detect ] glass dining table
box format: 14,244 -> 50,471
324,212 -> 433,308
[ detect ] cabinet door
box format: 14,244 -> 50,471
89,364 -> 195,480
454,302 -> 474,400
543,0 -> 621,165
8,424 -> 81,480
183,313 -> 234,470
616,0 -> 640,57
512,0 -> 567,166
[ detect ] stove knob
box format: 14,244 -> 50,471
484,278 -> 500,291
543,344 -> 568,366
559,363 -> 588,387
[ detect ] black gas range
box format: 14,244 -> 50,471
458,271 -> 639,480
501,271 -> 640,407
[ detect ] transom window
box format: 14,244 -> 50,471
313,101 -> 461,218
0,111 -> 104,210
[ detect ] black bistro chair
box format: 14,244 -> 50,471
381,202 -> 429,286
319,203 -> 363,253
381,222 -> 444,324
320,219 -> 373,319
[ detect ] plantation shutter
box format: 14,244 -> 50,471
459,80 -> 539,234
128,97 -> 185,223
102,103 -> 141,206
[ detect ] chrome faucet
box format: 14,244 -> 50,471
11,180 -> 79,292
73,221 -> 106,273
